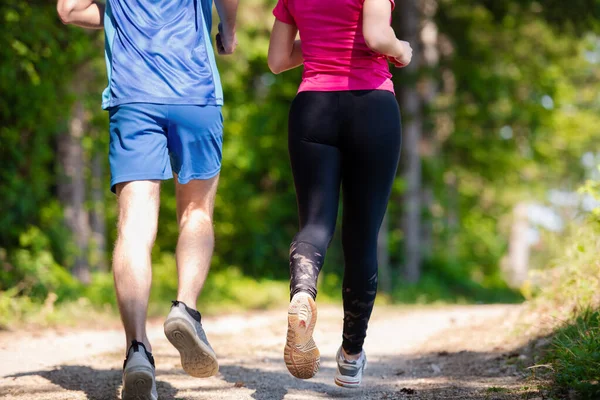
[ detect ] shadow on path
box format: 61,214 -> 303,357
2,340 -> 549,399
6,365 -> 177,400
219,356 -> 399,400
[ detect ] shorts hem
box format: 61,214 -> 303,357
110,173 -> 172,194
103,97 -> 224,110
176,168 -> 221,185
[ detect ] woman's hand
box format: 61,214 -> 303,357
387,40 -> 412,67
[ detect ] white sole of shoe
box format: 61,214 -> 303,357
164,318 -> 219,378
334,358 -> 367,389
334,374 -> 362,388
122,366 -> 157,400
284,294 -> 320,379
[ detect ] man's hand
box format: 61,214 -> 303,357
216,22 -> 237,55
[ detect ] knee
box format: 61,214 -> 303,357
295,224 -> 335,252
117,215 -> 157,250
179,206 -> 213,229
345,267 -> 378,286
116,181 -> 160,249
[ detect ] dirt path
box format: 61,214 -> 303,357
0,304 -> 545,400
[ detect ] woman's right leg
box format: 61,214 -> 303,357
285,91 -> 343,379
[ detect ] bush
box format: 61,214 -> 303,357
0,226 -> 81,302
391,255 -> 522,304
531,213 -> 600,398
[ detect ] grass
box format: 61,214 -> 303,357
486,387 -> 508,393
0,290 -> 116,329
0,261 -> 350,329
527,217 -> 600,399
545,309 -> 600,398
2,246 -> 524,329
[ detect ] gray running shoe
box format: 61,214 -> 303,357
334,346 -> 367,388
121,340 -> 158,400
164,301 -> 219,377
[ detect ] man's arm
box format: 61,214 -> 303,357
57,0 -> 105,29
214,0 -> 239,54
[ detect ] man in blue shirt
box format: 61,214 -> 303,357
57,0 -> 238,398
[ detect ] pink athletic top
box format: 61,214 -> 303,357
273,0 -> 395,93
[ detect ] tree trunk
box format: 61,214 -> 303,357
396,0 -> 423,283
502,203 -> 531,288
445,172 -> 459,261
377,212 -> 393,293
89,133 -> 108,273
420,187 -> 434,254
418,0 -> 439,262
57,72 -> 91,284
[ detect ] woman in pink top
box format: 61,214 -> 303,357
268,0 -> 412,388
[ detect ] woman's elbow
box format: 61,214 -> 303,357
268,56 -> 285,75
364,33 -> 386,54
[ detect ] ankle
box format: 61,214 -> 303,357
290,291 -> 316,303
342,347 -> 361,361
291,291 -> 313,299
126,338 -> 152,354
176,297 -> 198,310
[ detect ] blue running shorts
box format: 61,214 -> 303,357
108,104 -> 223,193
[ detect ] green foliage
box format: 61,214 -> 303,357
531,203 -> 600,397
148,254 -> 291,314
0,288 -> 40,329
533,219 -> 600,313
0,227 -> 80,302
1,0 -> 599,339
392,256 -> 522,304
549,309 -> 600,398
425,2 -> 600,295
0,1 -> 102,249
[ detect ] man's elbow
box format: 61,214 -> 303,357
57,0 -> 74,24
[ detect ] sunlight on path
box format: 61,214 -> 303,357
0,304 -> 525,400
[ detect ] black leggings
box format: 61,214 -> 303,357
288,90 -> 401,354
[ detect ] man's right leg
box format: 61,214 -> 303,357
113,181 -> 161,353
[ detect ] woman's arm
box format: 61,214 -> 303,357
362,0 -> 412,66
268,20 -> 303,75
57,0 -> 104,29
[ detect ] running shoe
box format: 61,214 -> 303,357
164,300 -> 219,377
334,346 -> 367,388
121,340 -> 158,400
284,292 -> 320,379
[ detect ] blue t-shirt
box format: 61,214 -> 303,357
102,0 -> 223,109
